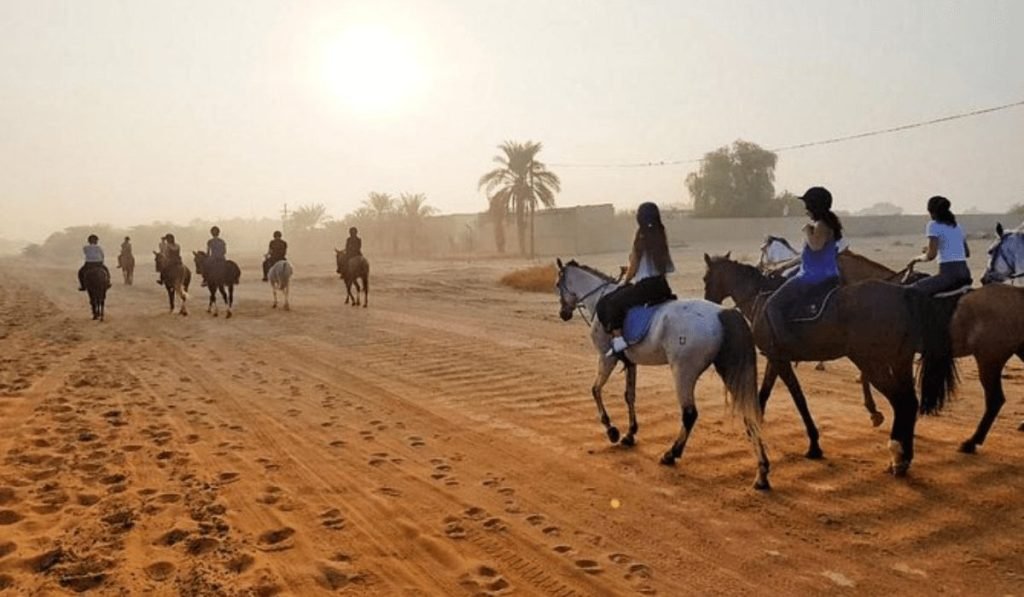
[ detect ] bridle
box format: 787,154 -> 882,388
557,268 -> 619,326
986,240 -> 1024,283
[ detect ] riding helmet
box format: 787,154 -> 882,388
799,187 -> 833,213
87,234 -> 99,243
927,195 -> 951,215
210,226 -> 221,236
273,230 -> 282,238
636,202 -> 662,228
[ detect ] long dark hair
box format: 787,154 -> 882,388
927,196 -> 957,227
634,202 -> 673,273
808,207 -> 844,241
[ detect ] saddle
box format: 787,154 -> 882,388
786,278 -> 839,323
934,284 -> 972,299
622,295 -> 677,345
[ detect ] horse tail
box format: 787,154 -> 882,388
714,308 -> 761,431
906,290 -> 958,414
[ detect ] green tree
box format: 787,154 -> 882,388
362,192 -> 398,254
398,193 -> 437,253
1009,203 -> 1024,217
685,140 -> 778,217
478,140 -> 561,257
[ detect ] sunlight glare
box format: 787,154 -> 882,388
325,25 -> 426,116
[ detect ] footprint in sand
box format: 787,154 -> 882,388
375,487 -> 402,498
0,510 -> 24,525
368,453 -> 389,467
408,436 -> 426,448
186,537 -> 220,556
574,559 -> 603,575
320,509 -> 346,531
464,507 -> 488,521
144,561 -> 175,581
459,565 -> 512,595
0,541 -> 16,558
525,514 -> 545,526
257,527 -> 296,552
553,545 -> 573,555
226,553 -> 256,574
444,519 -> 467,540
359,431 -> 375,442
329,440 -> 347,448
482,518 -> 506,532
217,472 -> 240,485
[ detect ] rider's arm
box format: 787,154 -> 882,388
963,240 -> 970,258
805,221 -> 829,251
912,237 -> 939,263
622,249 -> 639,283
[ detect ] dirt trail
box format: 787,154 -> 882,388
0,254 -> 1022,595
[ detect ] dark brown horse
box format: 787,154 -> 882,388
154,252 -> 191,315
193,251 -> 241,318
335,249 -> 369,308
703,253 -> 956,476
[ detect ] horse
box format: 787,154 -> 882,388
154,252 -> 191,316
267,259 -> 293,310
335,249 -> 369,308
758,236 -> 932,425
193,251 -> 241,318
765,228 -> 1024,453
117,253 -> 134,285
555,259 -> 771,490
703,253 -> 957,476
83,266 -> 109,321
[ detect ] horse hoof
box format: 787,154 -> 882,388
620,435 -> 636,448
814,363 -> 826,371
753,478 -> 771,491
870,412 -> 885,427
659,453 -> 675,466
805,446 -> 824,460
213,312 -> 219,317
606,427 -> 620,444
283,305 -> 290,312
890,463 -> 909,478
225,311 -> 232,319
958,441 -> 977,454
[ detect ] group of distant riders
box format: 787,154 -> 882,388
597,187 -> 972,358
77,225 -> 365,290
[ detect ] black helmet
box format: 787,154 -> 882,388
124,236 -> 130,241
87,234 -> 99,243
636,202 -> 662,228
165,233 -> 176,243
210,226 -> 220,236
799,186 -> 833,214
349,226 -> 358,236
273,230 -> 282,239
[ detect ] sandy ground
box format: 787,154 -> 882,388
0,239 -> 1022,596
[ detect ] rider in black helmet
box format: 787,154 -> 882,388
263,230 -> 288,282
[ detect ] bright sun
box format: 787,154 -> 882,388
325,25 -> 426,115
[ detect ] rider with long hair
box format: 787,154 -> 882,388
907,195 -> 971,295
597,202 -> 676,355
763,186 -> 843,354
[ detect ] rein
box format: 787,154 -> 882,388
573,281 -> 616,325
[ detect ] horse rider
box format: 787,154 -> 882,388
157,233 -> 182,285
263,230 -> 288,282
596,202 -> 676,356
906,195 -> 972,295
78,234 -> 111,291
762,186 -> 844,355
340,226 -> 362,275
120,236 -> 133,261
204,226 -> 227,286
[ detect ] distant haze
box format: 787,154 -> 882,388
3,0 -> 1023,242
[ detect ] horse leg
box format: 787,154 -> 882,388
272,284 -> 278,308
861,359 -> 916,476
960,354 -> 1010,453
661,365 -> 698,466
620,364 -> 639,446
362,274 -> 369,308
863,378 -> 885,427
591,355 -> 619,444
776,361 -> 823,459
283,284 -> 290,311
758,360 -> 779,413
1019,349 -> 1024,432
167,286 -> 175,312
225,285 -> 233,318
209,285 -> 217,316
178,283 -> 188,316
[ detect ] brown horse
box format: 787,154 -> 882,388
823,248 -> 1024,453
154,252 -> 191,315
334,249 -> 369,308
117,252 -> 134,285
703,253 -> 956,475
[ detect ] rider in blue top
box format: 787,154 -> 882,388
763,186 -> 843,355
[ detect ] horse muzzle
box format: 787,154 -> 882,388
559,306 -> 574,321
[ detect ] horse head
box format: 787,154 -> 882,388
192,250 -> 207,275
982,222 -> 1024,284
702,252 -> 762,305
555,259 -> 614,322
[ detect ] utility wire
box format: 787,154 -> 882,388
548,98 -> 1024,169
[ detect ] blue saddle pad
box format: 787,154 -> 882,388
623,304 -> 664,345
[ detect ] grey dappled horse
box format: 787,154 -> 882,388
268,259 -> 293,310
555,259 -> 771,490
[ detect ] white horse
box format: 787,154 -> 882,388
555,259 -> 770,490
268,259 -> 293,310
981,222 -> 1024,287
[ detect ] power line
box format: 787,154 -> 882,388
548,98 -> 1024,169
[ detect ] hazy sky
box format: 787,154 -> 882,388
3,0 -> 1023,241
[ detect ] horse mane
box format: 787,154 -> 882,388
566,260 -> 616,283
762,235 -> 797,253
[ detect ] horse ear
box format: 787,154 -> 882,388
556,258 -> 564,270
997,222 -> 1005,237
703,253 -> 711,265
725,251 -> 731,260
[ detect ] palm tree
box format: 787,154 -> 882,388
478,140 -> 560,257
398,193 -> 438,253
289,203 -> 331,233
363,192 -> 397,254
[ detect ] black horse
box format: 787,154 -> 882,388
83,266 -> 109,321
193,251 -> 241,318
